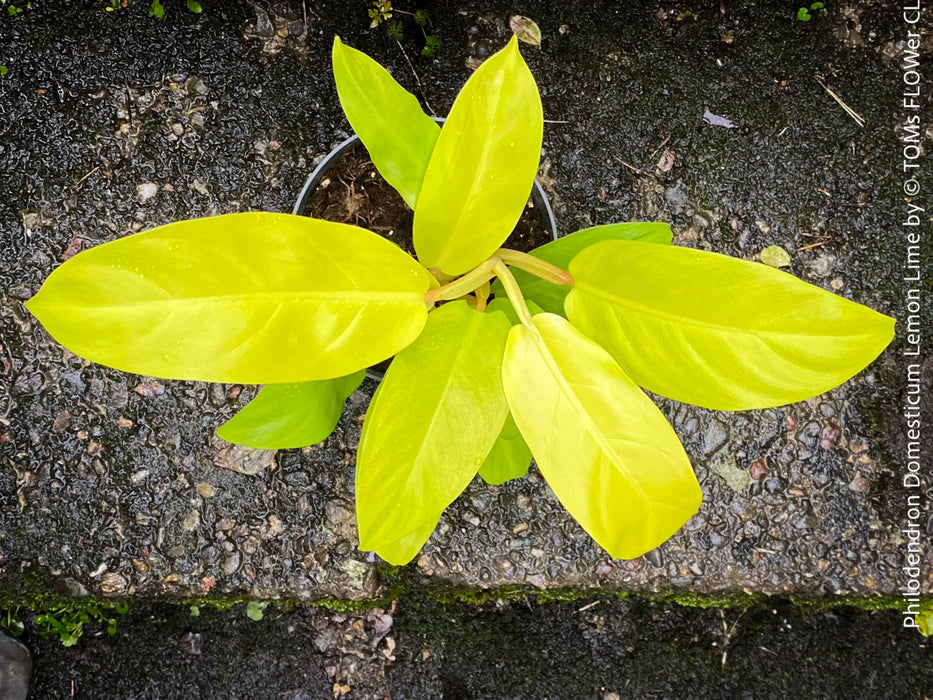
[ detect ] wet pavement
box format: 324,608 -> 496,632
0,0 -> 931,614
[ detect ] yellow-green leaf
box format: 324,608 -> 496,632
375,515 -> 440,566
485,296 -> 543,325
502,313 -> 701,559
566,240 -> 895,410
478,413 -> 532,485
356,301 -> 511,556
494,222 -> 673,315
216,370 -> 365,449
332,37 -> 440,208
414,36 -> 543,274
478,298 -> 536,485
27,213 -> 433,384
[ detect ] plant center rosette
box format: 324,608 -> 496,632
26,37 -> 894,566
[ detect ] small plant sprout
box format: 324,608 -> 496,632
369,1 -> 441,57
246,601 -> 269,621
34,601 -> 129,647
797,3 -> 828,21
26,37 -> 894,567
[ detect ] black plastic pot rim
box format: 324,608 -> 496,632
293,130 -> 559,380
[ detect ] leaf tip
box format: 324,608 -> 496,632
372,546 -> 416,567
22,288 -> 46,319
504,33 -> 521,55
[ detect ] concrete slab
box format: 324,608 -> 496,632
0,1 -> 929,603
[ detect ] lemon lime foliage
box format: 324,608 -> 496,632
27,37 -> 894,567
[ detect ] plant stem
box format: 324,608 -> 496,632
496,248 -> 574,286
475,281 -> 490,312
493,262 -> 534,327
425,257 -> 501,305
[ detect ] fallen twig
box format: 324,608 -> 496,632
74,166 -> 100,187
797,240 -> 830,252
647,134 -> 671,161
814,76 -> 865,128
612,155 -> 650,176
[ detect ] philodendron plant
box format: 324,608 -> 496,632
27,37 -> 894,566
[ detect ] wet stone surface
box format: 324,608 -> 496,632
1,2 -> 931,603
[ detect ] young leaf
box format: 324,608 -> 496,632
27,213 -> 433,384
478,413 -> 532,485
493,222 -> 673,315
216,370 -> 365,450
422,35 -> 442,58
375,514 -> 440,566
414,36 -> 543,275
566,240 -> 895,410
356,301 -> 511,555
502,313 -> 702,559
332,37 -> 440,209
245,601 -> 268,621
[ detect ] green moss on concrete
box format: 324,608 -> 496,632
788,593 -> 908,612
3,568 -> 926,646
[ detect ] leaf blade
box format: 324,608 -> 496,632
27,213 -> 433,384
502,313 -> 701,559
478,413 -> 532,485
414,36 -> 543,274
217,370 -> 365,450
478,298 -> 536,485
566,240 -> 895,410
332,37 -> 440,208
495,222 -> 673,315
375,515 -> 440,566
356,301 -> 511,556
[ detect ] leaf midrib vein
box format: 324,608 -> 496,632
574,281 -> 877,341
529,327 -> 681,507
35,290 -> 420,311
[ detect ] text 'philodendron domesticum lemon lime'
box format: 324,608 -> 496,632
27,37 -> 894,565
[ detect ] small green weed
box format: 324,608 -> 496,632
34,601 -> 129,647
2,1 -> 32,16
797,2 -> 827,21
246,601 -> 269,621
1,607 -> 25,637
369,1 -> 442,57
150,0 -> 201,19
